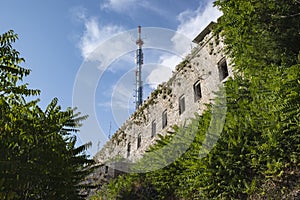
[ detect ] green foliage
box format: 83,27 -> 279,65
212,0 -> 300,197
214,0 -> 300,73
93,66 -> 299,200
0,30 -> 93,199
0,30 -> 40,97
93,174 -> 157,200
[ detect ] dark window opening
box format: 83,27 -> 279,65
162,110 -> 167,129
193,81 -> 202,102
137,134 -> 141,149
127,143 -> 131,158
151,120 -> 156,138
179,95 -> 185,115
218,58 -> 228,81
105,166 -> 109,174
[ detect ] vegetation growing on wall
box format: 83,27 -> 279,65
91,0 -> 300,199
175,59 -> 189,72
131,82 -> 172,125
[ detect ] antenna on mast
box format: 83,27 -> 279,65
135,26 -> 144,110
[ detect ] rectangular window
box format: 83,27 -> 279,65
162,110 -> 167,129
193,81 -> 202,102
127,143 -> 131,158
179,95 -> 185,115
218,58 -> 228,81
137,134 -> 141,149
151,120 -> 156,138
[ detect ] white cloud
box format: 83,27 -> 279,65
159,54 -> 182,70
77,15 -> 139,72
176,1 -> 222,39
79,17 -> 124,59
101,0 -> 139,12
146,56 -> 181,88
146,66 -> 173,89
172,0 -> 222,55
145,0 -> 222,89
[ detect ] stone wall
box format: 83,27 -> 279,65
94,21 -> 232,165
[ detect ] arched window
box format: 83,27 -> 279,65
179,95 -> 185,115
151,120 -> 156,138
193,81 -> 202,102
162,110 -> 167,129
137,134 -> 142,149
218,58 -> 228,81
127,142 -> 131,157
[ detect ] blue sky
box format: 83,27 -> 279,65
0,0 -> 221,156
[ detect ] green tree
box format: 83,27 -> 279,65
211,0 -> 300,198
0,30 -> 93,199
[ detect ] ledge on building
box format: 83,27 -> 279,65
192,21 -> 216,44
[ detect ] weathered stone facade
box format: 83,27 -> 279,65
94,22 -> 232,167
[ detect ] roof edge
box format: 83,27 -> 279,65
192,21 -> 216,44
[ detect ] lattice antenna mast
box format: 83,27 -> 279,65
135,26 -> 144,109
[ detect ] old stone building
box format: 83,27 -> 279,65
93,21 -> 232,176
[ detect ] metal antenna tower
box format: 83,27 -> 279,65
135,26 -> 144,109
